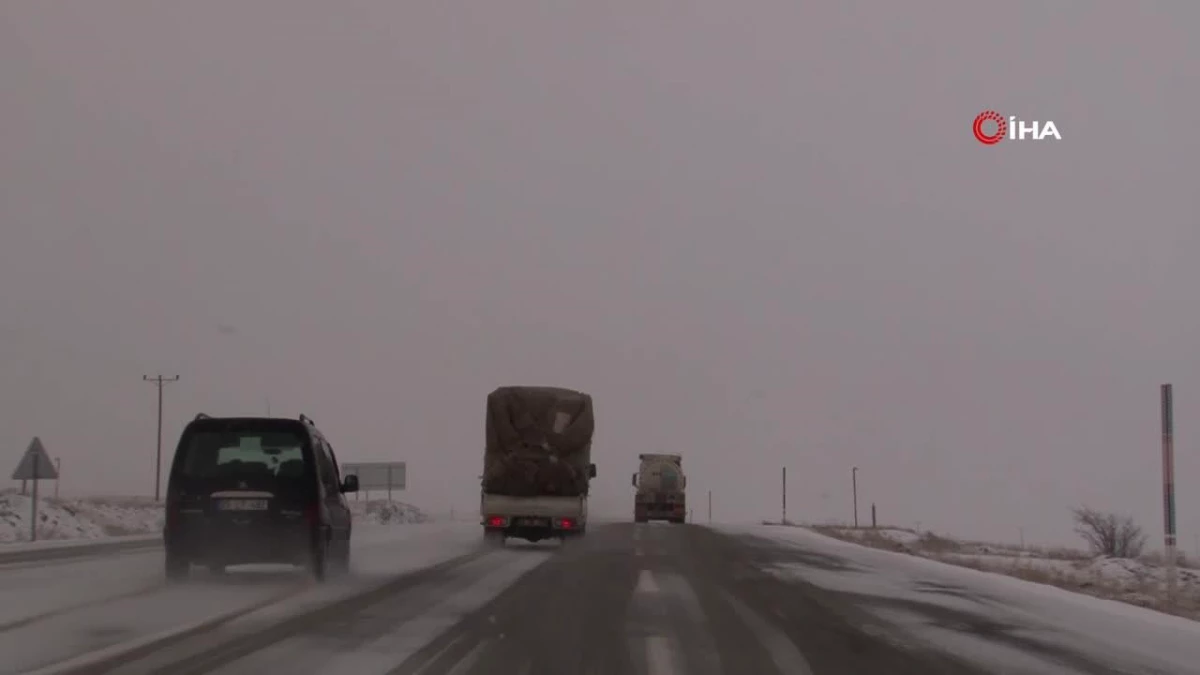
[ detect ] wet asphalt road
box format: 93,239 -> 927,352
176,522 -> 1007,675
385,523 -> 988,675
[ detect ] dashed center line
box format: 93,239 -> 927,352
645,635 -> 682,675
635,570 -> 661,594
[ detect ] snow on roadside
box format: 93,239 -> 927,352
348,499 -> 429,525
0,490 -> 164,542
733,523 -> 1200,675
0,489 -> 430,543
805,524 -> 1200,620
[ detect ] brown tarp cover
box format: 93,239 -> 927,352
483,386 -> 595,497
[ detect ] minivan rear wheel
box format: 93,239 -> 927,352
330,537 -> 350,576
165,551 -> 190,582
308,532 -> 329,582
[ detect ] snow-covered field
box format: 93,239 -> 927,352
731,523 -> 1200,675
806,524 -> 1200,621
0,489 -> 428,543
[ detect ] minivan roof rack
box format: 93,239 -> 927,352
299,414 -> 315,426
193,413 -> 212,421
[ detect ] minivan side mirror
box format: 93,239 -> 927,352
341,475 -> 359,493
588,463 -> 597,479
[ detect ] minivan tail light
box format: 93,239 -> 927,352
304,503 -> 320,527
165,501 -> 181,528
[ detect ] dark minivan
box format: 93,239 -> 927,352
163,413 -> 358,582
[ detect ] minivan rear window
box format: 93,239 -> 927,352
175,428 -> 310,486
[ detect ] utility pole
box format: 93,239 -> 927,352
852,466 -> 859,528
1161,384 -> 1178,608
54,457 -> 61,499
143,374 -> 180,501
781,467 -> 787,524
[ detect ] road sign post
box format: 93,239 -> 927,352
31,453 -> 38,541
11,437 -> 59,542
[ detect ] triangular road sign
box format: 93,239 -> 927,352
12,437 -> 57,480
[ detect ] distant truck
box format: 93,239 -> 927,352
632,453 -> 686,524
480,386 -> 597,544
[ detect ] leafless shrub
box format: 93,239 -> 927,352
917,532 -> 962,554
1072,506 -> 1146,558
1030,545 -> 1091,561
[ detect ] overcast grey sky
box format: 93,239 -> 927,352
1,2 -> 1197,548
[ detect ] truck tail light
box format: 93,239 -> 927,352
487,516 -> 506,528
558,518 -> 574,529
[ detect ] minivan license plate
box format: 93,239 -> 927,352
219,499 -> 268,511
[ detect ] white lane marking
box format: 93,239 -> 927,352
645,635 -> 682,675
656,573 -> 721,675
635,569 -> 661,594
634,528 -> 643,541
626,571 -> 713,675
720,588 -> 814,675
411,633 -> 468,675
318,551 -> 551,673
442,639 -> 488,675
657,573 -> 711,628
635,547 -> 644,557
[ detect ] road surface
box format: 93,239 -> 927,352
98,522 -> 1200,675
10,522 -> 1200,674
0,523 -> 486,674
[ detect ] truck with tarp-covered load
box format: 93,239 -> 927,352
480,386 -> 596,544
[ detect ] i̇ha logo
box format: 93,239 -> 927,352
973,110 -> 1061,145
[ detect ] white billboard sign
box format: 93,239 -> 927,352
342,461 -> 406,491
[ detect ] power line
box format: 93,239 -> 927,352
143,374 -> 180,501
